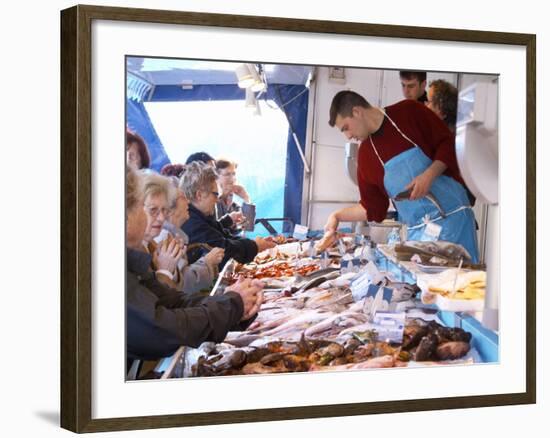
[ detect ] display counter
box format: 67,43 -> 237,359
157,236 -> 498,379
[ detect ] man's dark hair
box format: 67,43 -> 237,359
329,90 -> 371,127
185,151 -> 215,165
429,79 -> 458,128
399,71 -> 427,83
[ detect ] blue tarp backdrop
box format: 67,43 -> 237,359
126,99 -> 171,171
126,80 -> 309,230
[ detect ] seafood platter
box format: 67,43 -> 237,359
214,239 -> 346,291
169,235 -> 492,378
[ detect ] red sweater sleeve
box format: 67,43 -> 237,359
357,164 -> 390,223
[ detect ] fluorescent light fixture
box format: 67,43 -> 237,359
250,79 -> 266,93
236,63 -> 266,92
235,63 -> 258,89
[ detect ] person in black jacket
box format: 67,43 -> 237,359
179,161 -> 276,269
125,166 -> 263,364
399,71 -> 428,103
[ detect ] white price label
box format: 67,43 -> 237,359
423,221 -> 442,241
293,224 -> 309,240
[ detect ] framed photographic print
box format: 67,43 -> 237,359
60,4 -> 536,433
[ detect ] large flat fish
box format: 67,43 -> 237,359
260,310 -> 333,337
309,354 -> 395,371
304,312 -> 368,337
223,333 -> 262,347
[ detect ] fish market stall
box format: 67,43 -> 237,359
122,59 -> 503,381
165,235 -> 496,379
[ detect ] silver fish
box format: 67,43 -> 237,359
394,189 -> 447,218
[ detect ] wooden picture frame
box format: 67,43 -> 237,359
60,4 -> 536,433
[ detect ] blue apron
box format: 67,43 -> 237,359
369,109 -> 479,263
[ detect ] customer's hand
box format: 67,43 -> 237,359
229,211 -> 245,225
204,247 -> 225,269
242,281 -> 265,320
255,236 -> 277,253
227,278 -> 265,320
153,238 -> 184,273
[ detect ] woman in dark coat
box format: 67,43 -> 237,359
125,166 -> 263,366
179,161 -> 276,269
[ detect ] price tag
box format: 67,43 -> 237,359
340,257 -> 361,273
293,224 -> 309,240
362,285 -> 393,321
371,311 -> 406,343
337,239 -> 347,255
365,261 -> 385,284
349,262 -> 385,301
422,221 -> 442,241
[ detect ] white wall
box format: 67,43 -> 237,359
306,66 -> 381,230
1,1 -> 547,438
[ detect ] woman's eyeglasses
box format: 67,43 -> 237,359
144,205 -> 171,218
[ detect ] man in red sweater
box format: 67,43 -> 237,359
322,90 -> 479,262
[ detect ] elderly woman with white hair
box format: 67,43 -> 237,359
141,172 -> 184,286
180,161 -> 276,269
126,166 -> 264,366
142,171 -> 224,292
157,173 -> 225,293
